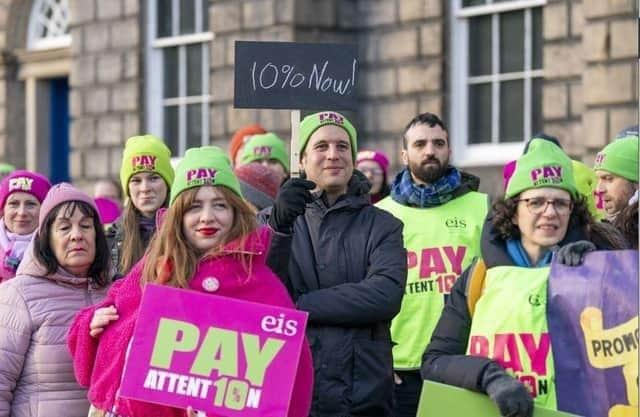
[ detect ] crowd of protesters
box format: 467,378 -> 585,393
0,111 -> 636,417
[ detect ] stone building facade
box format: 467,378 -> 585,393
0,0 -> 636,196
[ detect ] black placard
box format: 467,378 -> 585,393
233,41 -> 358,110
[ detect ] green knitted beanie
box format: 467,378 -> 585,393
240,133 -> 290,171
170,146 -> 242,205
571,160 -> 604,221
505,139 -> 577,199
593,136 -> 639,183
120,135 -> 175,196
299,111 -> 357,161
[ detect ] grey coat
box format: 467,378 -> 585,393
0,244 -> 107,417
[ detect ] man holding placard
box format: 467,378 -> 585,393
267,111 -> 407,417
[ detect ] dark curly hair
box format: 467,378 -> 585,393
491,193 -> 629,250
492,194 -> 593,240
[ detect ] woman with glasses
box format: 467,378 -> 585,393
420,139 -> 626,417
356,150 -> 391,203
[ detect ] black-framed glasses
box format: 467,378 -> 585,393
516,197 -> 573,215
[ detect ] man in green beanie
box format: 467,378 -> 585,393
594,128 -> 638,220
240,132 -> 289,185
267,111 -> 407,417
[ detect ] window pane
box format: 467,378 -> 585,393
500,10 -> 524,73
157,0 -> 172,38
463,0 -> 486,6
180,0 -> 196,35
186,44 -> 203,96
532,78 -> 543,135
163,47 -> 178,98
499,80 -> 524,143
201,0 -> 209,30
164,106 -> 179,155
186,103 -> 203,148
469,15 -> 492,76
468,83 -> 492,144
532,7 -> 543,69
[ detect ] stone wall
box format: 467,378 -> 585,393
543,0 -> 638,166
68,0 -> 141,189
0,0 -> 23,167
542,0 -> 585,158
207,0 -> 446,169
357,0 -> 444,169
581,0 -> 638,163
208,0 -> 296,150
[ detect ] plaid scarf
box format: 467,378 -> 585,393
390,167 -> 462,207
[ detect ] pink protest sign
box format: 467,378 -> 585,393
119,284 -> 308,417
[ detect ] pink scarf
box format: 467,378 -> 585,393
0,218 -> 34,281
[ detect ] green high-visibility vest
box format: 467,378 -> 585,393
467,266 -> 557,409
377,192 -> 488,369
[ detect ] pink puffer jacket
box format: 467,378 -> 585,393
0,244 -> 108,417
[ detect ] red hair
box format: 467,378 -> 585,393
229,124 -> 266,163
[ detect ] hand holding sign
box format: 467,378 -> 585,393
119,285 -> 308,417
268,178 -> 316,233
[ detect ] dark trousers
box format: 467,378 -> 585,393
393,370 -> 423,417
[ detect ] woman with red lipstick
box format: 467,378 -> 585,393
420,139 -> 626,417
0,169 -> 51,282
68,146 -> 313,417
106,135 -> 174,280
0,183 -> 110,416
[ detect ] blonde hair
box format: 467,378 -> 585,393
142,186 -> 258,288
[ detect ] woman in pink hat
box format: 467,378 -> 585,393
356,150 -> 391,204
0,169 -> 51,282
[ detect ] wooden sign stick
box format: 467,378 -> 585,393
290,110 -> 301,178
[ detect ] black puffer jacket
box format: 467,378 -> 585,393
420,213 -> 628,392
267,173 -> 407,417
105,213 -> 156,280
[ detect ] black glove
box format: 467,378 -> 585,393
555,240 -> 596,266
268,178 -> 316,233
482,362 -> 533,417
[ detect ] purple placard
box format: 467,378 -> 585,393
119,284 -> 308,417
548,250 -> 638,417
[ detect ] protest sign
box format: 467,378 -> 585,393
233,41 -> 358,111
119,284 -> 308,417
417,381 -> 578,417
548,250 -> 638,417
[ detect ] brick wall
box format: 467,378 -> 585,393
68,0 -> 141,189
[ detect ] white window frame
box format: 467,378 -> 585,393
145,0 -> 213,157
449,0 -> 546,167
27,0 -> 71,50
